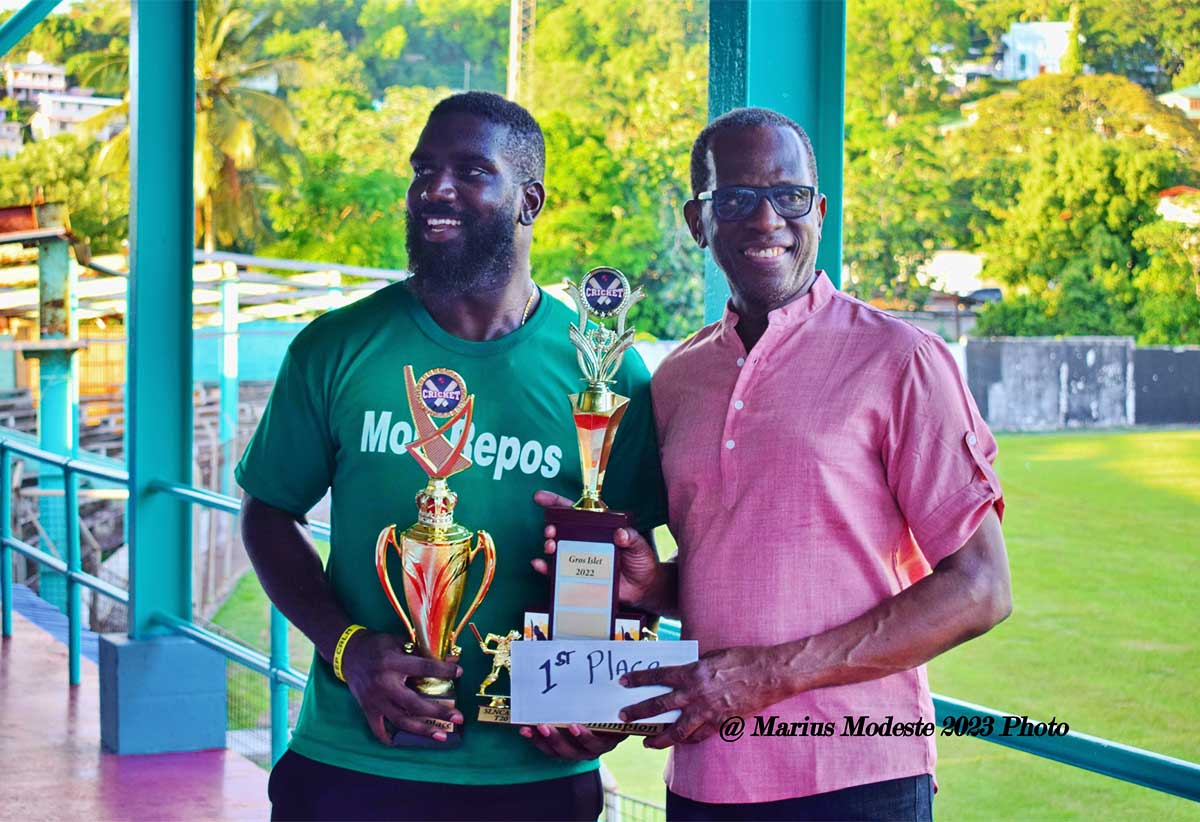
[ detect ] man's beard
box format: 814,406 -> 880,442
406,201 -> 518,297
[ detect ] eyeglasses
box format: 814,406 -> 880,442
696,184 -> 816,222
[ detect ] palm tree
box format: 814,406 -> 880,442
82,0 -> 308,252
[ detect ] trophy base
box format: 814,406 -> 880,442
476,698 -> 665,736
389,687 -> 463,749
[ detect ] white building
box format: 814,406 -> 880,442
30,92 -> 124,141
0,109 -> 21,158
1157,186 -> 1200,226
3,51 -> 66,103
918,249 -> 988,296
998,22 -> 1072,81
1157,84 -> 1200,122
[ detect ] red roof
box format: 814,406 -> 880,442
1159,185 -> 1200,199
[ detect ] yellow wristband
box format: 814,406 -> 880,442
332,624 -> 366,683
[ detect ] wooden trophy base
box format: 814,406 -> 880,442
390,685 -> 463,749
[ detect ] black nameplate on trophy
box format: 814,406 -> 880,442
544,507 -> 628,641
389,686 -> 464,748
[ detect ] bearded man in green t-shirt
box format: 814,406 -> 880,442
237,92 -> 667,821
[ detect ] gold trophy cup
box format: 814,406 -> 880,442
375,365 -> 496,747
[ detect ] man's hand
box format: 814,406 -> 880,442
340,629 -> 464,744
531,490 -> 661,606
519,723 -> 626,761
618,645 -> 785,749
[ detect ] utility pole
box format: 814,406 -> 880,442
506,0 -> 536,106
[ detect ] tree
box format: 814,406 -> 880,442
532,0 -> 707,338
1132,218 -> 1200,344
84,0 -> 309,252
842,0 -> 972,304
954,73 -> 1200,339
843,116 -> 964,305
0,135 -> 129,253
845,0 -> 969,125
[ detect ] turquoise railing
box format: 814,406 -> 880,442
1,434 -> 1198,801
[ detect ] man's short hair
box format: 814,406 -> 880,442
689,107 -> 818,196
429,91 -> 545,182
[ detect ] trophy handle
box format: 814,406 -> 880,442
374,524 -> 417,646
448,530 -> 497,650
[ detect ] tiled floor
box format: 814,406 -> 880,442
0,611 -> 271,820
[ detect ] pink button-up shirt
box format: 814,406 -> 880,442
652,272 -> 1003,803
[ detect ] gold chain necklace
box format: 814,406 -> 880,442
520,286 -> 538,326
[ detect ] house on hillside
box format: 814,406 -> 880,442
3,51 -> 66,103
30,92 -> 124,141
998,22 -> 1071,81
1157,84 -> 1200,122
1157,186 -> 1200,226
0,110 -> 21,158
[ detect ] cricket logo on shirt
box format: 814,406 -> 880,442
418,368 -> 466,418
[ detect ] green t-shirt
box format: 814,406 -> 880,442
235,282 -> 667,785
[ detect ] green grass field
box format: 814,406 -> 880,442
214,431 -> 1200,818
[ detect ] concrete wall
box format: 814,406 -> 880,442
966,337 -> 1135,431
1133,347 -> 1200,425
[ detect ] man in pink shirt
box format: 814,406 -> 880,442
610,108 -> 1012,819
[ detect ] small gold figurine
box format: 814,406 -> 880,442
470,624 -> 520,707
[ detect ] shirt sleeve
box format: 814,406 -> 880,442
602,348 -> 669,535
882,335 -> 1003,567
235,347 -> 335,518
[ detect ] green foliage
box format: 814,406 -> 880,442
842,0 -> 972,305
953,74 -> 1199,339
843,116 -> 959,305
531,0 -> 707,338
1132,219 -> 1200,344
845,0 -> 968,124
0,1 -> 127,68
0,135 -> 129,253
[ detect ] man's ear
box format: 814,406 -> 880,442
519,181 -> 546,225
683,199 -> 706,249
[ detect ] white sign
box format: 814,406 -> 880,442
510,640 -> 699,725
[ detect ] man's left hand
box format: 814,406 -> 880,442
619,645 -> 788,749
520,723 -> 626,761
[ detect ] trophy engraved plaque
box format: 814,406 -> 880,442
375,365 -> 497,747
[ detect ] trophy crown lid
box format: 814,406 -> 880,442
415,479 -> 458,529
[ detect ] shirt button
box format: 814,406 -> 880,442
736,357 -> 745,367
967,432 -> 978,446
725,439 -> 736,450
734,400 -> 744,410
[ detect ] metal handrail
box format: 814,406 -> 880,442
153,611 -> 306,691
2,434 -> 1198,801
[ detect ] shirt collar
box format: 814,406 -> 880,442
718,270 -> 835,339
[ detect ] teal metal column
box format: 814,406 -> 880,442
218,271 -> 238,496
127,0 -> 195,637
33,235 -> 76,612
269,605 -> 290,763
1,447 -> 11,637
0,0 -> 58,56
704,0 -> 847,322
